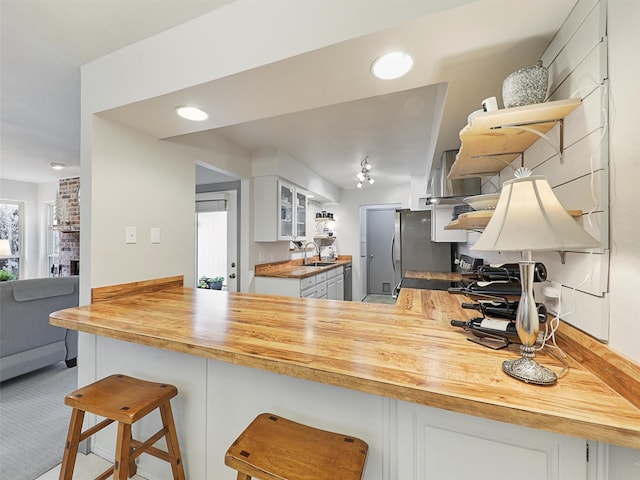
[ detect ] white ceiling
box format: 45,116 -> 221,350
1,0 -> 578,191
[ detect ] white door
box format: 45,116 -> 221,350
196,191 -> 238,292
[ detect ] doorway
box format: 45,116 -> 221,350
361,204 -> 400,300
196,190 -> 238,291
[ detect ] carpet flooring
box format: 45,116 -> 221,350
0,362 -> 77,480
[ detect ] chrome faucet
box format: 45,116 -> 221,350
303,241 -> 320,265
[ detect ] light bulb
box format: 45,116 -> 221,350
371,51 -> 414,80
356,171 -> 366,182
175,106 -> 208,121
357,182 -> 363,189
368,177 -> 375,185
364,162 -> 372,171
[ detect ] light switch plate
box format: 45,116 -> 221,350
125,226 -> 137,244
150,227 -> 161,244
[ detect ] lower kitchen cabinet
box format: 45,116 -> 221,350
327,265 -> 344,301
255,266 -> 344,300
396,400 -> 587,480
93,337 -> 599,480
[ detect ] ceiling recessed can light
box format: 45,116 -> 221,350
50,162 -> 66,170
371,51 -> 414,80
175,106 -> 208,121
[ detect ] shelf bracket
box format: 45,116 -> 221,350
494,119 -> 566,164
469,152 -> 522,172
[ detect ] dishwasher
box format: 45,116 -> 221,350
343,263 -> 352,301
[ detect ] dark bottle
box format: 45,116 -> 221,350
451,317 -> 520,343
461,301 -> 547,322
477,263 -> 547,282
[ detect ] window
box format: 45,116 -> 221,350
47,202 -> 60,276
0,201 -> 22,279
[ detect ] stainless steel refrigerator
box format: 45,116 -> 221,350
392,209 -> 452,289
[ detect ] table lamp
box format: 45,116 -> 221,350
471,168 -> 599,385
0,239 -> 11,256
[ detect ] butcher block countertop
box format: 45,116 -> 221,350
254,256 -> 352,279
50,275 -> 640,450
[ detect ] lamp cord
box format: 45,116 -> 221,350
536,82 -> 608,362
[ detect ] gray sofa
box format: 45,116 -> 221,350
0,276 -> 79,382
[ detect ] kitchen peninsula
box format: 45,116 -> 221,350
50,276 -> 640,480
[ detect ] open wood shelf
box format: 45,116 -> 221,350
445,209 -> 584,230
448,98 -> 582,180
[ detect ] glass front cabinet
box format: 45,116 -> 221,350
254,176 -> 308,242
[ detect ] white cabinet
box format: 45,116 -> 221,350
255,266 -> 344,300
336,275 -> 344,301
326,266 -> 344,301
254,176 -> 308,241
397,401 -> 587,480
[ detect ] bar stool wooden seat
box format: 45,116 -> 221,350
59,374 -> 185,480
225,413 -> 368,480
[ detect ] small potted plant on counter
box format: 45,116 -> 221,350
198,275 -> 224,290
209,276 -> 224,290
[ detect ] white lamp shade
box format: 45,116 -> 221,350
471,175 -> 600,252
0,239 -> 11,256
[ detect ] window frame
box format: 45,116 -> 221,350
47,201 -> 60,276
0,200 -> 24,279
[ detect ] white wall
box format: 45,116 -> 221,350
601,4 -> 640,470
90,116 -> 196,288
607,0 -> 640,364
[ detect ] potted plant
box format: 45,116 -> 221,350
0,269 -> 15,282
198,275 -> 224,290
209,276 -> 224,290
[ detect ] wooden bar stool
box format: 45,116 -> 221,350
225,413 -> 368,480
59,374 -> 186,480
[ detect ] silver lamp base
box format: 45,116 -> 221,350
502,357 -> 557,385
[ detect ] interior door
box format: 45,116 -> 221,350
366,208 -> 396,295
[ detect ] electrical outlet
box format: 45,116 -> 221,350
125,226 -> 137,244
542,281 -> 562,316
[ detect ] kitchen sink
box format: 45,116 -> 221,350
304,262 -> 337,267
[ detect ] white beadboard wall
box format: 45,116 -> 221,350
462,0 -> 610,340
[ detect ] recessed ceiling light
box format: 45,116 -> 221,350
175,106 -> 208,121
371,51 -> 414,80
50,162 -> 66,170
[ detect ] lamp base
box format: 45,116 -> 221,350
502,357 -> 557,385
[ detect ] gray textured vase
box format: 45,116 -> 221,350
502,60 -> 548,108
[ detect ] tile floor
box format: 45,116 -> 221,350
37,454 -> 147,479
362,294 -> 396,304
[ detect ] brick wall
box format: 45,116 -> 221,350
56,177 -> 80,276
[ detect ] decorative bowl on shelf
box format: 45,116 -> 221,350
463,193 -> 500,211
502,60 -> 548,108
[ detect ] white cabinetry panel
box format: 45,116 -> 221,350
397,401 -> 587,480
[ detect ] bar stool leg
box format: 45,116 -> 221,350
159,401 -> 186,480
114,423 -> 132,480
59,408 -> 85,480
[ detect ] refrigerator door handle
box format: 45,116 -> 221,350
391,234 -> 396,277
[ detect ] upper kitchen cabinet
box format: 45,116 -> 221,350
254,176 -> 308,241
448,98 -> 581,179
